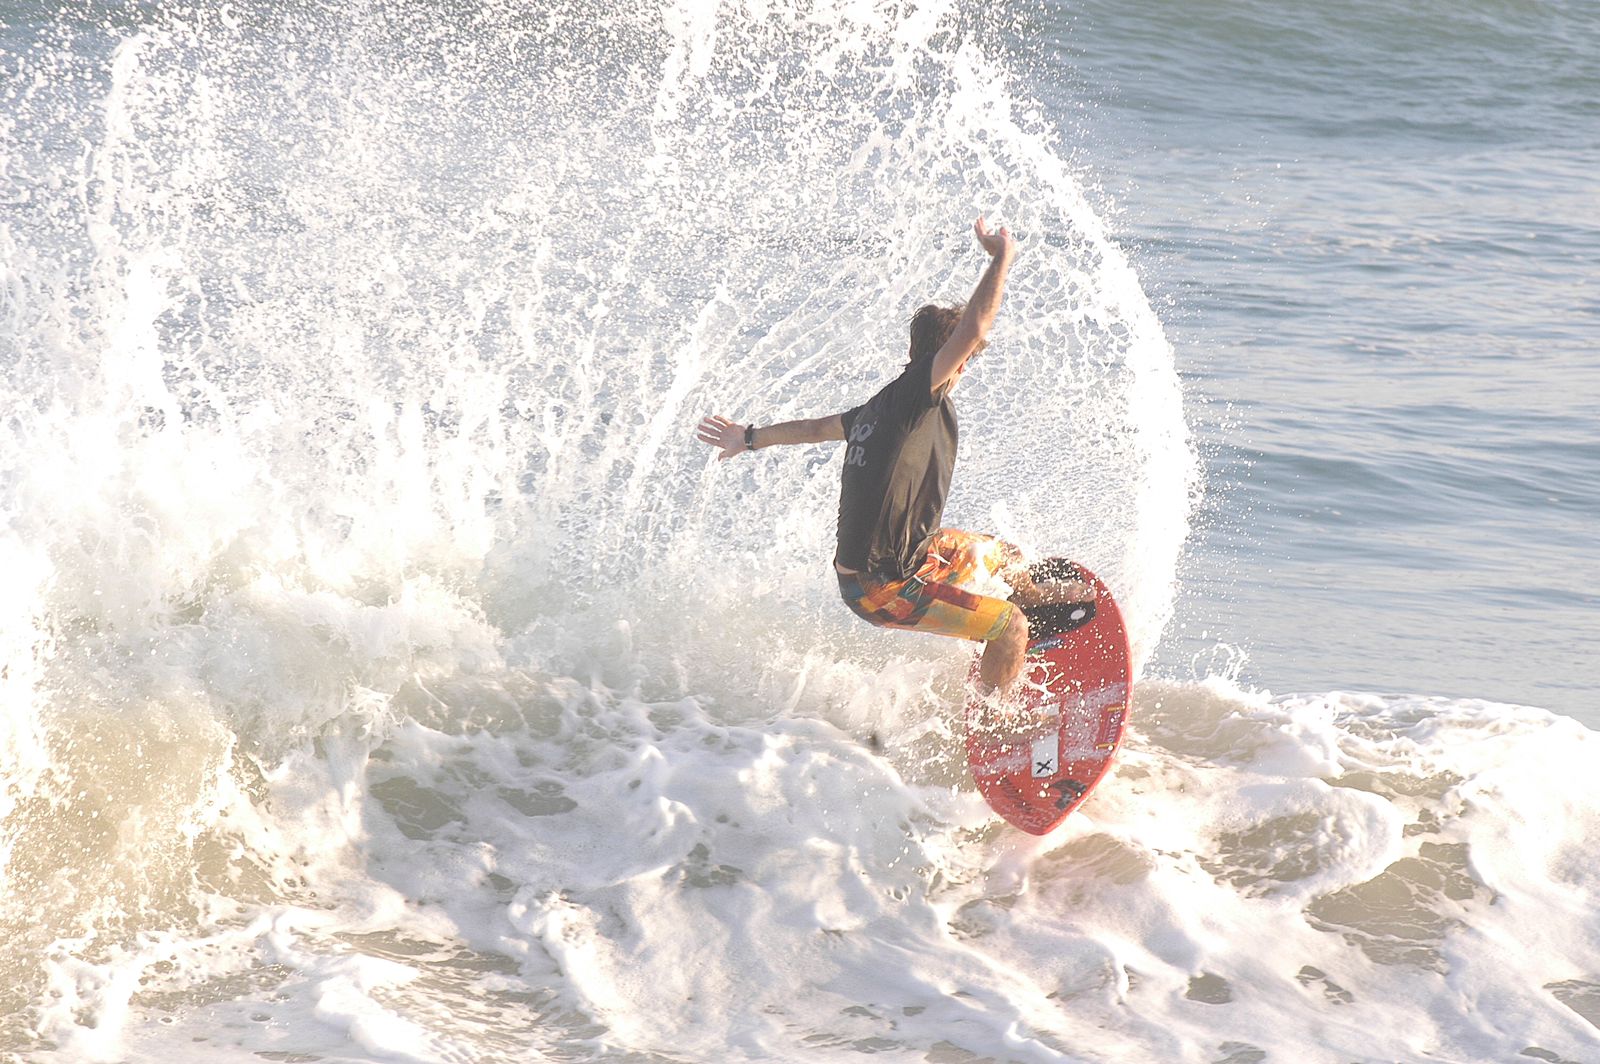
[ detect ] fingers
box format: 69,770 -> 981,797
974,216 -> 1014,256
696,415 -> 743,461
695,415 -> 729,441
974,216 -> 1012,234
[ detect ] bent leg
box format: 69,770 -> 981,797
838,565 -> 1018,653
996,554 -> 1096,609
837,534 -> 1037,696
928,529 -> 1095,610
978,607 -> 1029,692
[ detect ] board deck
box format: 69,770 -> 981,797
964,559 -> 1132,835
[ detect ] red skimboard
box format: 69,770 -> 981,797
964,559 -> 1131,835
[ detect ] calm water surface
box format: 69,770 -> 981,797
1053,0 -> 1600,717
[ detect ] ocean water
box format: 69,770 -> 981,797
0,1 -> 1595,1062
1076,0 -> 1600,715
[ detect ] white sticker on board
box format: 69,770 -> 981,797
1031,735 -> 1058,779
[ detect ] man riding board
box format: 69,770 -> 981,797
695,217 -> 1093,696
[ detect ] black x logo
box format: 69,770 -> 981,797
1035,757 -> 1055,774
1050,778 -> 1088,809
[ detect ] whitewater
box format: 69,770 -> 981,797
2,1 -> 1597,1061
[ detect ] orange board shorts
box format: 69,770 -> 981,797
837,528 -> 1018,643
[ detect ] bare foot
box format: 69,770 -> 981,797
1040,578 -> 1096,604
1011,578 -> 1097,609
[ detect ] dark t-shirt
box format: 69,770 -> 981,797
835,356 -> 958,579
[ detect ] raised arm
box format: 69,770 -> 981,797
929,217 -> 1016,395
695,412 -> 846,461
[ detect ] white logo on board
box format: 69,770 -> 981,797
1031,735 -> 1058,779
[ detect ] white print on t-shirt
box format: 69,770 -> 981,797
844,418 -> 874,468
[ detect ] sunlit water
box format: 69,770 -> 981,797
2,1 -> 1596,1061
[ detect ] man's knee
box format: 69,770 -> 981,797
998,606 -> 1028,651
991,538 -> 1026,574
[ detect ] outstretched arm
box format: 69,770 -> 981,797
695,413 -> 846,461
929,217 -> 1016,395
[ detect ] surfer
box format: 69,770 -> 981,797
696,217 -> 1094,695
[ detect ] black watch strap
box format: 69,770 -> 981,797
744,424 -> 757,450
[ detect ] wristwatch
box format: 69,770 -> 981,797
744,425 -> 756,450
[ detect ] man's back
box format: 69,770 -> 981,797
834,354 -> 958,579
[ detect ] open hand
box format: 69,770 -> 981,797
974,216 -> 1014,259
695,414 -> 748,460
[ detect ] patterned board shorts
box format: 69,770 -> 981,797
837,528 -> 1019,643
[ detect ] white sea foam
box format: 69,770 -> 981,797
18,675 -> 1600,1062
2,1 -> 1594,1062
